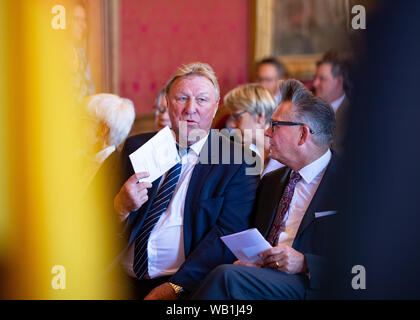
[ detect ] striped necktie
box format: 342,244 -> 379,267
133,161 -> 183,279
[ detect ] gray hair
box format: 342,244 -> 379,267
279,79 -> 335,146
164,62 -> 220,101
224,83 -> 276,125
85,93 -> 135,148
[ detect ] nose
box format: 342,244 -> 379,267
313,77 -> 319,88
264,126 -> 272,138
184,98 -> 197,114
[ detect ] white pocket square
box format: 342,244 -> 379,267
315,210 -> 338,218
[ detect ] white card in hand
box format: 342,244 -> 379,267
221,228 -> 272,263
129,126 -> 180,183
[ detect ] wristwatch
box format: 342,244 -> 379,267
168,282 -> 184,297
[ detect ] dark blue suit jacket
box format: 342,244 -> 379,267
121,130 -> 259,291
254,154 -> 340,297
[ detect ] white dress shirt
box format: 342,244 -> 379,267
330,94 -> 346,113
261,157 -> 284,177
275,149 -> 332,247
121,135 -> 208,279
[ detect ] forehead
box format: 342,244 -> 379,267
169,75 -> 216,95
257,64 -> 278,77
272,101 -> 294,120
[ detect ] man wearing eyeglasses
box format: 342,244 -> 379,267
191,79 -> 340,300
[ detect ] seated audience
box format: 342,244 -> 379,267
112,62 -> 259,300
313,50 -> 351,154
191,79 -> 339,300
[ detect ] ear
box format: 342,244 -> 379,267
298,125 -> 310,146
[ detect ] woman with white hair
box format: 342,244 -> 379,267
83,93 -> 135,184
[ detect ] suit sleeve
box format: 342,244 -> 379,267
304,253 -> 326,290
169,162 -> 259,292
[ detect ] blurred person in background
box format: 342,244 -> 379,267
224,83 -> 282,175
313,50 -> 351,154
70,1 -> 95,102
153,88 -> 171,130
256,57 -> 288,106
255,57 -> 288,175
83,93 -> 135,185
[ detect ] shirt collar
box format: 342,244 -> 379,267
187,133 -> 209,156
296,149 -> 332,184
330,94 -> 346,113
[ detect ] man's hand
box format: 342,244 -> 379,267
259,245 -> 307,274
114,172 -> 152,220
144,282 -> 177,300
233,260 -> 262,268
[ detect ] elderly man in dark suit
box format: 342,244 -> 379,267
191,79 -> 338,300
113,62 -> 259,300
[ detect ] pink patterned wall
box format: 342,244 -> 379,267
120,0 -> 250,114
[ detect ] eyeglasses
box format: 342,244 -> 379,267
270,120 -> 315,134
229,110 -> 248,121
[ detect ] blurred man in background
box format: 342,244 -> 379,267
256,57 -> 287,106
313,50 -> 351,154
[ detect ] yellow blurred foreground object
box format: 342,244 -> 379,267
0,0 -> 128,299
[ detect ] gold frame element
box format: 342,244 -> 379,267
251,0 -> 324,80
102,0 -> 120,93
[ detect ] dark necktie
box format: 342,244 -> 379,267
133,161 -> 183,279
267,171 -> 302,246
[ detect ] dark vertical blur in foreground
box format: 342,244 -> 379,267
322,0 -> 420,299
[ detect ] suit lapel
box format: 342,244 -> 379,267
294,154 -> 339,241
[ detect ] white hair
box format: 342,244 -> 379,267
85,93 -> 135,148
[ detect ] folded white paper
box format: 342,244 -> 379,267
129,126 -> 180,183
221,228 -> 272,263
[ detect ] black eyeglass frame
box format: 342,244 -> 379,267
270,120 -> 315,134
